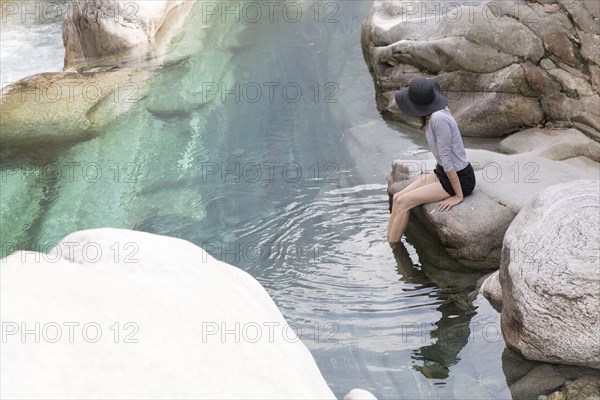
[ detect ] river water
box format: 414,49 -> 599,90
0,1 -> 514,398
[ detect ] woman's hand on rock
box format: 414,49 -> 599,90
437,195 -> 463,212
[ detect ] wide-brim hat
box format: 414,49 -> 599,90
394,77 -> 447,117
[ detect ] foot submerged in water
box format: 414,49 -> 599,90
388,240 -> 401,249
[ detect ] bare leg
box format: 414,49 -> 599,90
388,182 -> 450,243
387,173 -> 438,239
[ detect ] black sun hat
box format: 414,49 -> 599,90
394,77 -> 448,117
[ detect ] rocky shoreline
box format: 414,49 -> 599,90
361,0 -> 599,139
1,0 -> 597,397
362,0 -> 599,396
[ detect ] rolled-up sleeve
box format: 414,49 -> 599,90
432,118 -> 454,172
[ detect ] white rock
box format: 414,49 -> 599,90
0,228 -> 339,398
63,0 -> 195,68
499,180 -> 600,368
344,388 -> 378,400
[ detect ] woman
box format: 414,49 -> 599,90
387,77 -> 475,245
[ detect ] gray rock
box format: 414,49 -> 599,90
559,0 -> 600,35
498,127 -> 600,162
362,0 -> 600,138
522,62 -> 563,96
480,271 -> 502,305
499,180 -> 600,368
509,364 -> 566,400
448,92 -> 543,137
541,59 -> 557,70
564,376 -> 600,399
589,65 -> 600,92
501,347 -> 541,387
555,364 -> 600,381
437,64 -> 536,96
547,69 -> 594,97
506,2 -> 577,65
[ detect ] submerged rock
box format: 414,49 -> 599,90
563,376 -> 600,399
0,228 -> 374,399
0,69 -> 151,158
508,364 -> 566,400
499,180 -> 600,369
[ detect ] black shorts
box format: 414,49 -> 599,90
434,163 -> 476,197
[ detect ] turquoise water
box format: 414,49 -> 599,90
1,1 -> 513,398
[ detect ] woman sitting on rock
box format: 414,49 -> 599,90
387,77 -> 476,245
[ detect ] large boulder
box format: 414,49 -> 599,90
0,69 -> 151,158
1,0 -> 227,159
499,180 -> 600,368
498,127 -> 600,162
63,0 -> 195,69
0,228 -> 374,398
362,0 -> 600,139
387,149 -> 599,270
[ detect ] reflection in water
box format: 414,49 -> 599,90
393,242 -> 478,380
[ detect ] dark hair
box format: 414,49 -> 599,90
420,114 -> 431,130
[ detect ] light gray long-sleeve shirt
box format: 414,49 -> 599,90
425,107 -> 469,172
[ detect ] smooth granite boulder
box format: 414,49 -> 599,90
362,0 -> 600,139
499,180 -> 600,368
63,0 -> 195,69
0,228 -> 375,399
0,1 -> 231,159
0,69 -> 151,158
498,127 -> 600,162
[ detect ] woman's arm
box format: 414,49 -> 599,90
437,169 -> 463,211
445,169 -> 463,199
